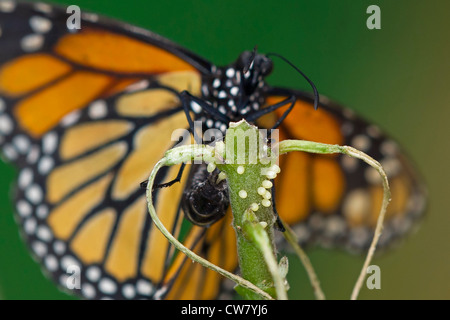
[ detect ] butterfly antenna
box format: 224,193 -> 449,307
265,52 -> 319,110
243,45 -> 258,74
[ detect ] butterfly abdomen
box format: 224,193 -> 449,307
182,164 -> 229,227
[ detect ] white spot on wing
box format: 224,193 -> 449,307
18,168 -> 33,189
61,111 -> 81,127
0,114 -> 13,134
136,280 -> 153,296
21,34 -> 45,52
99,278 -> 117,294
36,225 -> 52,242
53,240 -> 66,255
365,167 -> 382,184
42,131 -> 58,154
32,241 -> 47,257
59,274 -> 69,287
341,155 -> 358,172
45,255 -> 58,271
0,0 -> 16,12
36,204 -> 48,219
61,255 -> 80,270
351,134 -> 371,152
343,108 -> 355,119
367,125 -> 381,138
343,189 -> 370,223
392,215 -> 413,235
17,200 -> 32,217
381,140 -> 398,156
82,283 -> 96,299
122,284 -> 136,299
341,122 -> 354,136
125,80 -> 149,92
293,224 -> 311,243
26,145 -> 40,164
24,218 -> 37,234
88,100 -> 108,119
83,13 -> 99,22
38,156 -> 54,174
26,184 -> 43,204
324,216 -> 346,237
381,157 -> 401,177
29,16 -> 52,34
349,227 -> 370,248
33,2 -> 52,14
13,135 -> 30,154
308,214 -> 325,230
3,144 -> 17,160
86,266 -> 101,282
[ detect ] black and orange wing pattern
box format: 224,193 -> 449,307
260,89 -> 426,252
0,1 -> 426,301
0,1 -> 237,299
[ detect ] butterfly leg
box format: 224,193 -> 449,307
140,163 -> 187,190
145,90 -> 231,191
245,95 -> 296,129
180,91 -> 202,144
270,97 -> 296,129
180,90 -> 230,123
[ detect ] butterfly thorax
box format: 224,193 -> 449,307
196,51 -> 273,133
181,52 -> 273,227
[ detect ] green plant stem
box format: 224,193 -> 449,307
146,157 -> 273,300
282,222 -> 325,300
242,210 -> 288,300
217,120 -> 286,299
145,128 -> 389,301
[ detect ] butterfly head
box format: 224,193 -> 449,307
199,51 -> 273,131
237,50 -> 273,95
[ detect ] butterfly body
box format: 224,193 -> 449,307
0,1 -> 426,300
181,164 -> 229,227
191,51 -> 273,133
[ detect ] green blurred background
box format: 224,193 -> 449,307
0,0 -> 449,300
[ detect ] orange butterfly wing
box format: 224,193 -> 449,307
0,2 -> 235,300
260,90 -> 426,252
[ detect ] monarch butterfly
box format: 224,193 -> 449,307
0,1 -> 426,300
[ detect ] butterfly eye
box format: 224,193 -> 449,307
257,55 -> 273,77
238,50 -> 255,74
